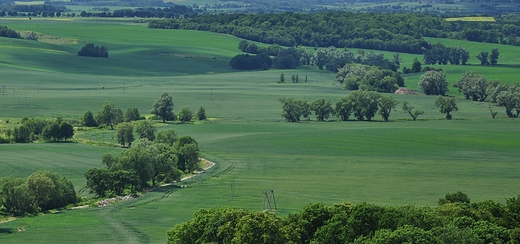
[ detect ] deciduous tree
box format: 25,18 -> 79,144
116,122 -> 134,147
402,101 -> 424,121
419,70 -> 448,95
151,93 -> 174,123
310,98 -> 333,121
378,96 -> 399,122
434,96 -> 459,120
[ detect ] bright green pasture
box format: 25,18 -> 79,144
1,119 -> 520,243
0,19 -> 241,76
0,143 -> 120,192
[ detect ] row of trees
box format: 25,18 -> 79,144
0,117 -> 74,144
85,130 -> 201,197
279,92 -> 460,122
423,44 -> 470,65
0,171 -> 77,216
78,6 -> 197,19
167,192 -> 520,244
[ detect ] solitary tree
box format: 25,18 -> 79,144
490,48 -> 499,65
310,98 -> 333,121
279,73 -> 285,83
476,51 -> 490,65
434,96 -> 458,120
83,110 -> 98,127
97,102 -> 121,129
418,71 -> 448,96
402,101 -> 424,121
196,107 -> 206,120
411,58 -> 422,73
151,93 -> 174,123
116,122 -> 134,147
378,96 -> 399,122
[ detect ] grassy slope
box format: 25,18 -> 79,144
1,18 -> 520,243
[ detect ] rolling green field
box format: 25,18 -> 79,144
1,18 -> 520,243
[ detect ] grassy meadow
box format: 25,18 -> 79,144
1,18 -> 520,243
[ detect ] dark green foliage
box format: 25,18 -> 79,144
230,53 -> 272,70
124,108 -> 141,122
156,129 -> 177,146
135,120 -> 156,141
168,193 -> 520,244
42,120 -> 74,142
476,51 -> 490,65
238,40 -> 282,56
273,48 -> 301,69
149,12 -> 434,54
77,43 -> 109,58
116,122 -> 134,147
175,136 -> 200,172
439,191 -> 471,205
490,48 -> 500,65
83,110 -> 98,126
97,102 -> 122,129
378,96 -> 399,122
151,93 -> 174,123
13,125 -> 31,143
279,73 -> 285,83
196,107 -> 206,120
423,44 -> 469,66
0,171 -> 76,216
0,25 -> 20,39
335,97 -> 354,121
411,57 -> 422,73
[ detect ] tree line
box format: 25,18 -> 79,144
78,6 -> 197,18
167,192 -> 520,244
149,11 -> 520,54
0,171 -> 77,216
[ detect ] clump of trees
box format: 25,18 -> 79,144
487,82 -> 520,118
423,43 -> 470,65
167,192 -> 520,244
0,117 -> 74,144
476,48 -> 500,65
453,71 -> 492,101
0,25 -> 20,39
230,53 -> 272,70
0,171 -> 77,216
85,129 -> 201,198
77,43 -> 109,58
336,63 -> 403,93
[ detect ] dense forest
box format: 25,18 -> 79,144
167,192 -> 520,244
149,12 -> 520,54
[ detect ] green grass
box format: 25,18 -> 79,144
1,19 -> 520,244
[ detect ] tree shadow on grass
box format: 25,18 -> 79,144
0,228 -> 14,234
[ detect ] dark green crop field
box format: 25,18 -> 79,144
0,18 -> 519,243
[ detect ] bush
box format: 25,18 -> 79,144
77,43 -> 109,58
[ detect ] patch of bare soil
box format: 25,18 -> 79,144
394,88 -> 421,95
19,31 -> 77,45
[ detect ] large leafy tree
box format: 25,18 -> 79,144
349,91 -> 381,121
97,102 -> 121,129
419,70 -> 449,96
378,96 -> 399,122
434,96 -> 459,120
476,51 -> 490,65
453,71 -> 489,101
335,97 -> 354,121
156,129 -> 177,146
490,48 -> 499,65
487,83 -> 520,118
278,97 -> 310,122
310,98 -> 333,121
151,93 -> 174,123
83,110 -> 98,127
